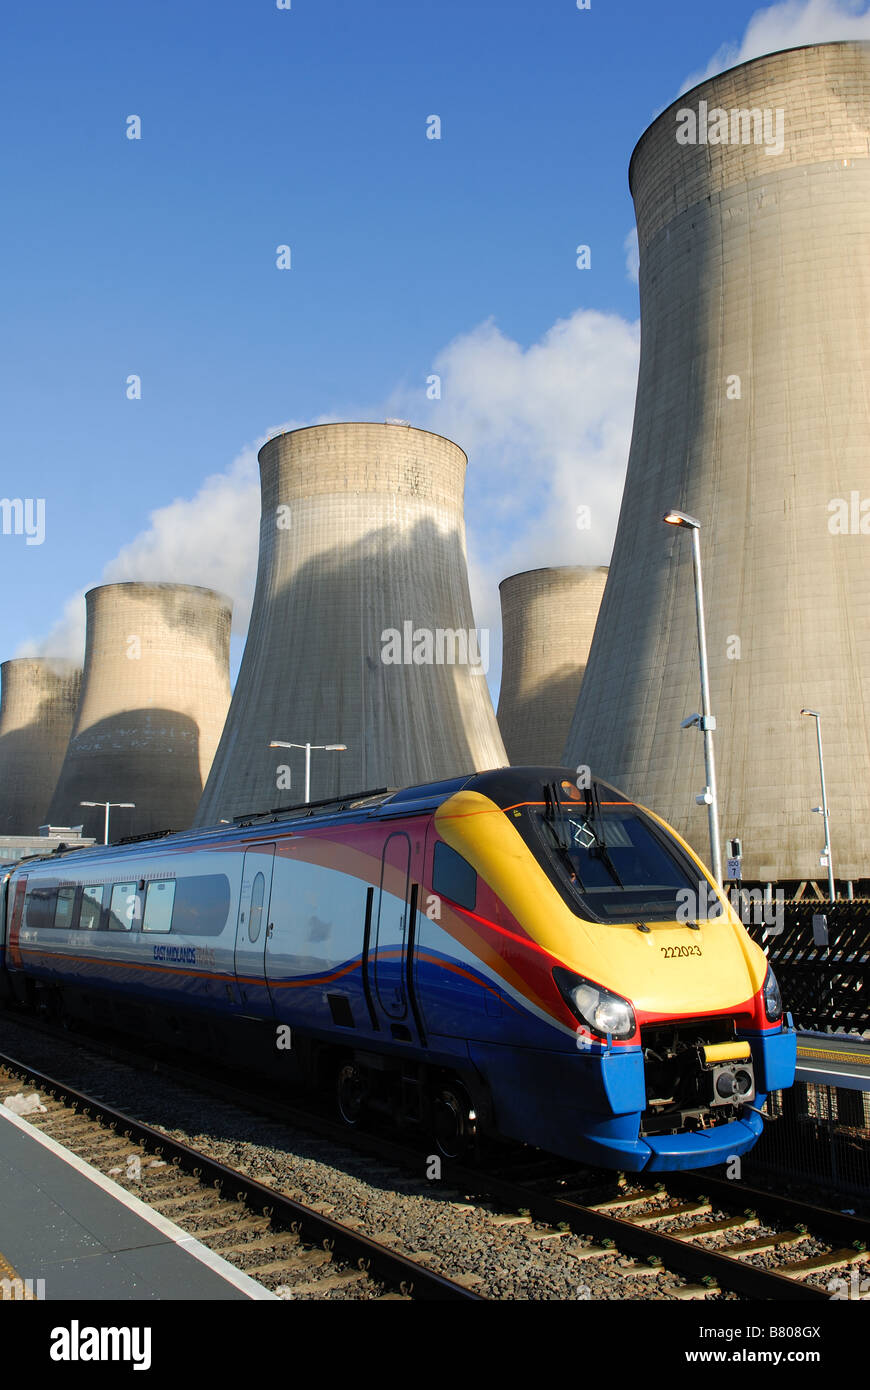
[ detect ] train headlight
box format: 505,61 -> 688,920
553,968 -> 636,1041
762,964 -> 783,1023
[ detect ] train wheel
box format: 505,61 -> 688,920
432,1083 -> 477,1160
336,1062 -> 366,1127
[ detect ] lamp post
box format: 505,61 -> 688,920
80,801 -> 135,846
269,741 -> 347,803
800,708 -> 836,901
662,509 -> 723,885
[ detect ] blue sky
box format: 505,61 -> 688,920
4,0 -> 870,695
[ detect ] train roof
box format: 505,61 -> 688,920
9,766 -> 629,877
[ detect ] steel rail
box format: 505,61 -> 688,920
0,1048 -> 484,1303
443,1161 -> 833,1301
665,1170 -> 870,1249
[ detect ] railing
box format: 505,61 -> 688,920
745,1084 -> 870,1207
746,901 -> 870,1034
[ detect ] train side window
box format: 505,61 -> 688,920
55,887 -> 77,930
171,875 -> 231,937
25,887 -> 56,930
432,841 -> 477,912
80,886 -> 105,931
248,873 -> 265,943
142,880 -> 176,934
108,882 -> 140,931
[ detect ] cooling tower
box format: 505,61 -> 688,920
0,659 -> 82,834
497,566 -> 608,766
195,422 -> 506,823
47,583 -> 232,841
564,42 -> 870,883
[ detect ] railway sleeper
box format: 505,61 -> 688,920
672,1214 -> 760,1240
193,1218 -> 272,1242
157,1195 -> 249,1217
591,1188 -> 661,1212
662,1282 -> 720,1300
777,1249 -> 866,1278
280,1271 -> 370,1297
728,1229 -> 806,1255
212,1231 -> 299,1258
625,1199 -> 713,1226
246,1252 -> 334,1279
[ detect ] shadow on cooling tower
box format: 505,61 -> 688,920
0,714 -> 76,835
198,515 -> 503,823
501,664 -> 591,768
0,665 -> 82,835
47,710 -> 203,842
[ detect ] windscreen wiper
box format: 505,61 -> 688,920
544,782 -> 571,849
584,784 -> 624,888
543,783 -> 587,885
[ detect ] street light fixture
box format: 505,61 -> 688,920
269,741 -> 347,803
663,509 -> 723,884
800,709 -> 835,901
80,801 -> 135,846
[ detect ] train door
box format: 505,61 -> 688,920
0,872 -> 9,999
365,830 -> 425,1044
233,844 -> 276,1017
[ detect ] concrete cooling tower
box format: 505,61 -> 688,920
47,583 -> 232,841
195,422 -> 506,824
564,41 -> 870,883
497,566 -> 607,766
0,659 -> 81,833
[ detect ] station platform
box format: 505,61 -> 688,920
796,1031 -> 870,1091
0,1105 -> 276,1300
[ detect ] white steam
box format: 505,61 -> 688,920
681,0 -> 870,92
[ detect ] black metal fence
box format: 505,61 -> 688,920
747,900 -> 870,1034
742,1084 -> 870,1211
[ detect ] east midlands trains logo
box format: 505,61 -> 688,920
152,943 -> 216,967
152,943 -> 196,965
675,101 -> 785,156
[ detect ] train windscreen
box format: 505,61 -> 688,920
521,788 -> 713,923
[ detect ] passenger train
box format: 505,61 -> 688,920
0,767 -> 795,1171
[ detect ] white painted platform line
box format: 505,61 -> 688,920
0,1104 -> 278,1300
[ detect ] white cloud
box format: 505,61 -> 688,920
17,589 -> 90,666
102,442 -> 262,628
387,308 -> 640,694
680,0 -> 870,92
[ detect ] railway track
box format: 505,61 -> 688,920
0,1048 -> 483,1302
2,1009 -> 867,1301
447,1154 -> 869,1301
